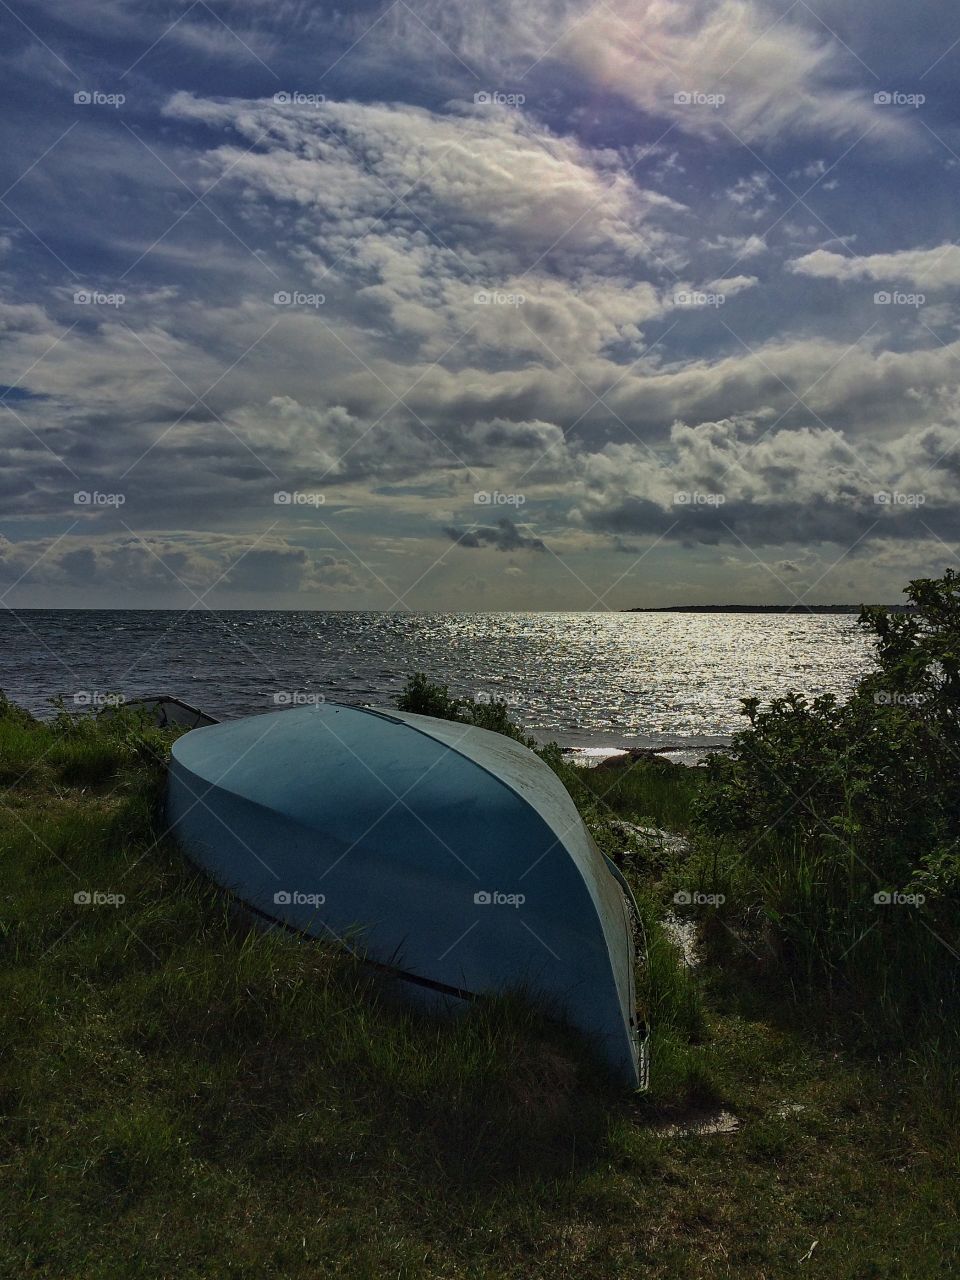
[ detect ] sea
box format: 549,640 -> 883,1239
0,610 -> 874,760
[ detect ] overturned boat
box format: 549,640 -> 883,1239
167,702 -> 644,1087
116,695 -> 219,730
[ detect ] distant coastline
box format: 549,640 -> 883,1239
626,604 -> 916,614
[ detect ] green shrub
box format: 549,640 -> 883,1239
695,570 -> 960,1042
396,672 -> 538,746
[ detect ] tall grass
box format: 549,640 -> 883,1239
571,755 -> 703,833
696,823 -> 960,1056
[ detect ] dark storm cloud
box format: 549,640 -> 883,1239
443,518 -> 546,552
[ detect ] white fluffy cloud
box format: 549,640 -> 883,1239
578,414 -> 960,547
788,245 -> 960,288
164,92 -> 685,267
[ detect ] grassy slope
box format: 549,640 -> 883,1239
1,713 -> 958,1279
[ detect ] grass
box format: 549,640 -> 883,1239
570,753 -> 704,833
2,705 -> 959,1278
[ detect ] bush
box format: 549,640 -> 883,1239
694,570 -> 960,1039
396,673 -> 538,747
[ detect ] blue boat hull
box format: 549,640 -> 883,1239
167,703 -> 642,1086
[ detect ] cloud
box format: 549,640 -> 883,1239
0,1 -> 954,607
378,0 -> 906,145
703,233 -> 767,259
727,172 -> 776,208
564,0 -> 904,144
169,17 -> 278,64
163,91 -> 685,272
788,245 -> 960,288
0,533 -> 363,596
442,517 -> 546,551
579,415 -> 960,547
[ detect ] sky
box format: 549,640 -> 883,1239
2,0 -> 960,609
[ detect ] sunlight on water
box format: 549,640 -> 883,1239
2,611 -> 873,748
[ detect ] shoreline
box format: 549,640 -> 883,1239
11,691 -> 735,763
532,726 -> 732,769
559,743 -> 729,769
